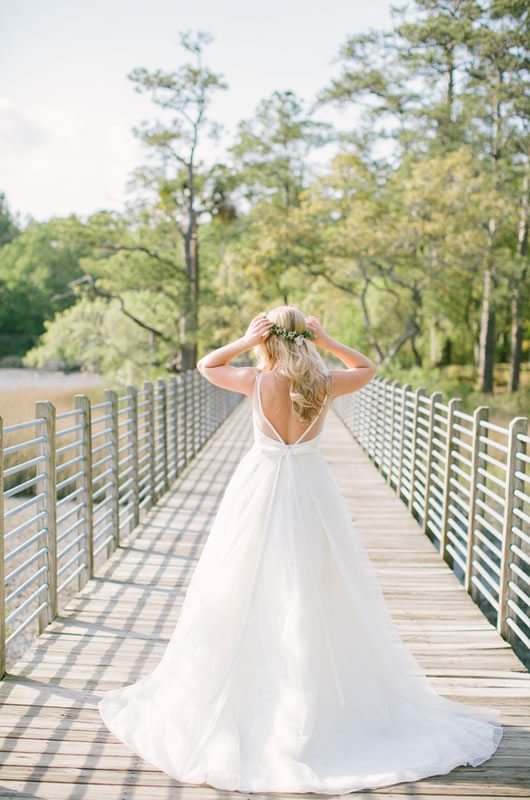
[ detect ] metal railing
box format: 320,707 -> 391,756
334,377 -> 530,666
0,370 -> 241,677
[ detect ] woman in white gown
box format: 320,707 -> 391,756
98,305 -> 503,794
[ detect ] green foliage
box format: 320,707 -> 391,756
378,361 -> 530,424
6,4 -> 530,399
0,219 -> 83,356
23,296 -> 171,385
0,192 -> 20,246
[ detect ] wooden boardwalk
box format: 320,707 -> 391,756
1,399 -> 529,799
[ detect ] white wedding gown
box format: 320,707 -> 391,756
98,370 -> 503,794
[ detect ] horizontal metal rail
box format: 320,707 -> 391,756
334,376 -> 529,668
0,370 -> 241,677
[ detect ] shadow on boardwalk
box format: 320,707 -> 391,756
0,399 -> 529,799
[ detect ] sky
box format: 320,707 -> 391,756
1,0 -> 394,223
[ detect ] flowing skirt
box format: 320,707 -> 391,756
98,432 -> 503,793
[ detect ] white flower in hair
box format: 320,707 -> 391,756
267,323 -> 316,344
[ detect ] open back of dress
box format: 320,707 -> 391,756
252,369 -> 330,446
98,365 -> 503,793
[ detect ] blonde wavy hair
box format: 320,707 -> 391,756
254,304 -> 333,422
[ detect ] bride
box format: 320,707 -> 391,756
98,304 -> 503,794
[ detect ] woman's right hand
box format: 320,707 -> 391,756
305,316 -> 330,347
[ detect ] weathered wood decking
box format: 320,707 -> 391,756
1,400 -> 529,799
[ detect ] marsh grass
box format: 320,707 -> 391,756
2,370 -> 104,668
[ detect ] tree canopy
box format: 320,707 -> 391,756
1,1 -> 527,395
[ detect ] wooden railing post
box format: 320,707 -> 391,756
188,372 -> 194,461
167,377 -> 178,480
498,416 -> 528,640
190,369 -> 197,458
396,383 -> 411,501
104,390 -> 120,550
144,381 -> 156,508
439,397 -> 462,564
157,378 -> 168,496
378,379 -> 389,480
465,406 -> 489,595
386,381 -> 399,488
127,386 -> 140,531
205,378 -> 213,440
183,372 -> 190,468
0,417 -> 5,678
408,386 -> 426,514
366,382 -> 377,460
74,395 -> 93,582
422,391 -> 442,536
200,373 -> 207,448
35,401 -> 57,631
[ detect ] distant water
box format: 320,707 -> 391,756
0,368 -> 102,391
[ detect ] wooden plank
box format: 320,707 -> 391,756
1,401 -> 529,799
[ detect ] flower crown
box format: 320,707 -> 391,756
267,322 -> 316,345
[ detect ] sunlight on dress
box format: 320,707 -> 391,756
98,370 -> 503,794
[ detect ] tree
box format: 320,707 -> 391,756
317,0 -> 529,391
285,148 -> 498,367
0,220 -> 83,356
509,163 -> 529,390
0,192 -> 20,246
126,30 -> 229,369
229,90 -> 333,302
464,1 -> 529,390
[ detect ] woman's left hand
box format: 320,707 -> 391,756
243,313 -> 273,347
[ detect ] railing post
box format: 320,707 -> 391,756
157,378 -> 169,496
205,378 -> 213,440
36,401 -> 57,631
127,386 -> 140,531
366,382 -> 377,460
396,383 -> 411,501
104,389 -> 120,550
356,385 -> 366,448
0,417 -> 5,678
439,397 -> 462,564
422,391 -> 442,536
498,416 -> 528,640
465,406 -> 489,595
386,381 -> 399,487
144,381 -> 156,508
199,373 -> 207,448
168,377 -> 178,480
213,381 -> 219,435
351,386 -> 360,440
408,386 -> 426,514
379,379 -> 390,480
183,372 -> 190,469
192,371 -> 199,458
74,395 -> 93,583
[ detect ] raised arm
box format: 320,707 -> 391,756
196,314 -> 273,395
305,316 -> 377,397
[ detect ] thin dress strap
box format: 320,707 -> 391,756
255,370 -> 327,446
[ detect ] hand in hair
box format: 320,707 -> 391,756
243,314 -> 273,347
305,316 -> 329,347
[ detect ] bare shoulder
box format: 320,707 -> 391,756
197,363 -> 260,396
328,366 -> 377,398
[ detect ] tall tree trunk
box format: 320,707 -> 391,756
509,168 -> 529,392
478,85 -> 502,393
180,153 -> 200,371
180,210 -> 199,370
429,315 -> 442,366
478,262 -> 496,393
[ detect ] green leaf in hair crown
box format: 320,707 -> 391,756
268,323 -> 316,344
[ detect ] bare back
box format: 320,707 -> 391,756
252,369 -> 332,446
